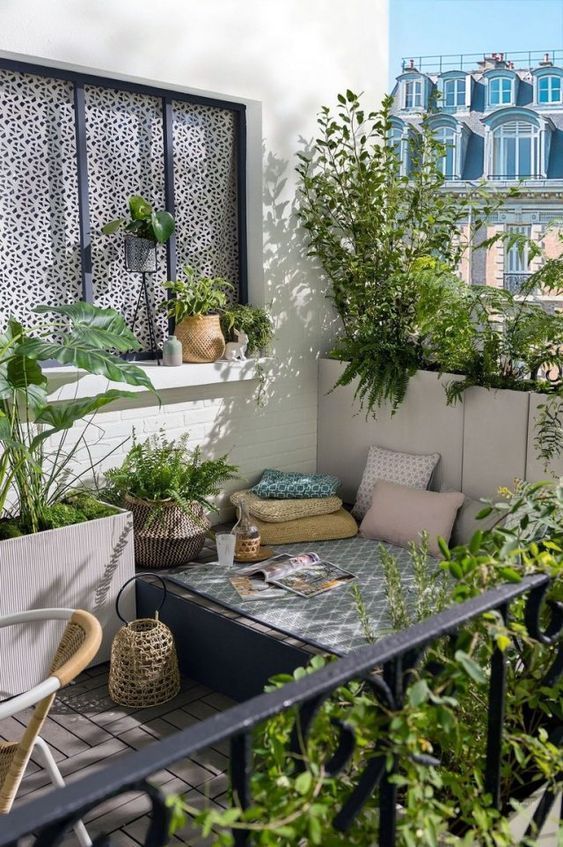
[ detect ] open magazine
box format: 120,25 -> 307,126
229,552 -> 355,600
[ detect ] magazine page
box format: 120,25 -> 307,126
229,574 -> 288,601
235,552 -> 321,582
270,559 -> 355,598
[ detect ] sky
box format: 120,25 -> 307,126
389,0 -> 563,85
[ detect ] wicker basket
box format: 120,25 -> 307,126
109,574 -> 180,707
174,315 -> 225,363
125,495 -> 209,569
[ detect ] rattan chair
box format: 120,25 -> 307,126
0,608 -> 102,847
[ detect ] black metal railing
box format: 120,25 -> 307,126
401,50 -> 563,74
0,575 -> 561,847
504,272 -> 534,294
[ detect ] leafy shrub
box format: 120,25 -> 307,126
162,266 -> 234,322
220,304 -> 274,356
104,429 -> 238,515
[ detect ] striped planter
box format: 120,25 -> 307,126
0,508 -> 135,697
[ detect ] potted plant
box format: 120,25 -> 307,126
104,429 -> 238,569
162,266 -> 233,363
0,303 -> 154,695
102,194 -> 175,272
220,303 -> 274,357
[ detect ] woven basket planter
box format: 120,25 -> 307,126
174,315 -> 225,363
125,495 -> 209,569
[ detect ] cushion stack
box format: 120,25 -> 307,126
230,469 -> 357,544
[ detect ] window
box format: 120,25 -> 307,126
389,125 -> 402,155
435,126 -> 456,178
443,78 -> 465,109
538,75 -> 562,104
489,76 -> 513,107
404,79 -> 422,109
491,121 -> 539,178
505,225 -> 531,292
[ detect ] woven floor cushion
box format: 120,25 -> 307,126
252,508 -> 358,544
230,489 -> 342,523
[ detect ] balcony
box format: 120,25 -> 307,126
503,271 -> 536,294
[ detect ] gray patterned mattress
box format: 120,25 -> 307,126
167,537 -> 416,655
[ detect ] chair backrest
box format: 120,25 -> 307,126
0,609 -> 102,814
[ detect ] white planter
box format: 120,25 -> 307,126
0,508 -> 135,697
317,360 -> 563,503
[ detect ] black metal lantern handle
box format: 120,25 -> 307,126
115,573 -> 168,625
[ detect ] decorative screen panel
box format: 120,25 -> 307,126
0,70 -> 81,336
173,101 -> 239,300
85,86 -> 168,349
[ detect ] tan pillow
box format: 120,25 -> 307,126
359,480 -> 464,557
252,509 -> 358,545
450,497 -> 504,547
230,490 -> 342,523
352,445 -> 441,521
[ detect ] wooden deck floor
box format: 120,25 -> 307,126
0,664 -> 235,846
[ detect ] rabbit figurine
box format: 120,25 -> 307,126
223,329 -> 249,361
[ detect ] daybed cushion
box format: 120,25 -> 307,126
352,445 -> 440,520
230,489 -> 342,523
252,509 -> 358,544
251,469 -> 340,499
359,480 -> 463,557
450,497 -> 503,547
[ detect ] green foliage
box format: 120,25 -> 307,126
220,304 -> 274,356
534,395 -> 563,476
102,194 -> 175,243
0,492 -> 119,537
296,91 -> 507,414
0,304 -> 154,535
168,481 -> 562,846
162,266 -> 234,321
104,428 -> 238,515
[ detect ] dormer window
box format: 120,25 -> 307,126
443,78 -> 466,109
489,76 -> 513,107
538,74 -> 562,104
435,125 -> 456,177
405,79 -> 423,109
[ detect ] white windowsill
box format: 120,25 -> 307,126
46,358 -> 266,402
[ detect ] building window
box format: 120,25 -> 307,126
491,121 -> 539,179
489,76 -> 513,107
504,225 -> 531,293
538,74 -> 562,104
435,126 -> 456,178
404,79 -> 423,109
443,78 -> 465,109
389,126 -> 402,155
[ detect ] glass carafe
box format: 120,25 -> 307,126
233,498 -> 261,561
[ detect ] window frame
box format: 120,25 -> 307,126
490,120 -> 540,179
537,74 -> 562,105
404,78 -> 423,109
443,77 -> 466,109
489,76 -> 513,107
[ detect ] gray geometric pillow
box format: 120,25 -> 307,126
352,445 -> 440,520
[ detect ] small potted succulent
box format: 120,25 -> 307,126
104,430 -> 238,568
220,303 -> 274,357
102,194 -> 175,273
162,266 -> 233,363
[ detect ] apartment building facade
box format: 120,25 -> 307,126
390,50 -> 563,308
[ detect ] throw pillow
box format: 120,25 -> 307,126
450,497 -> 504,547
352,445 -> 440,521
251,469 -> 340,500
359,480 -> 464,557
231,490 -> 342,523
253,509 -> 358,545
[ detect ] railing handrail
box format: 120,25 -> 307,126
401,49 -> 563,74
0,573 -> 552,846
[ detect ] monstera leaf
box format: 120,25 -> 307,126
30,390 -> 137,448
16,338 -> 154,392
34,303 -> 140,352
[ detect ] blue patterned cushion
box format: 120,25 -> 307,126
251,469 -> 340,500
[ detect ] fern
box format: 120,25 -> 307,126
534,395 -> 563,476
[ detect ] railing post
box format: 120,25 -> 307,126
379,658 -> 400,847
484,603 -> 509,808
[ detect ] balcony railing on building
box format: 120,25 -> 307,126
401,49 -> 563,74
504,272 -> 536,294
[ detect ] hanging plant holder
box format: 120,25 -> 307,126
124,235 -> 158,274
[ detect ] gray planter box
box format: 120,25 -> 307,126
0,508 -> 135,697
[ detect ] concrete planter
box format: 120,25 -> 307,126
0,508 -> 135,697
317,360 -> 563,502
